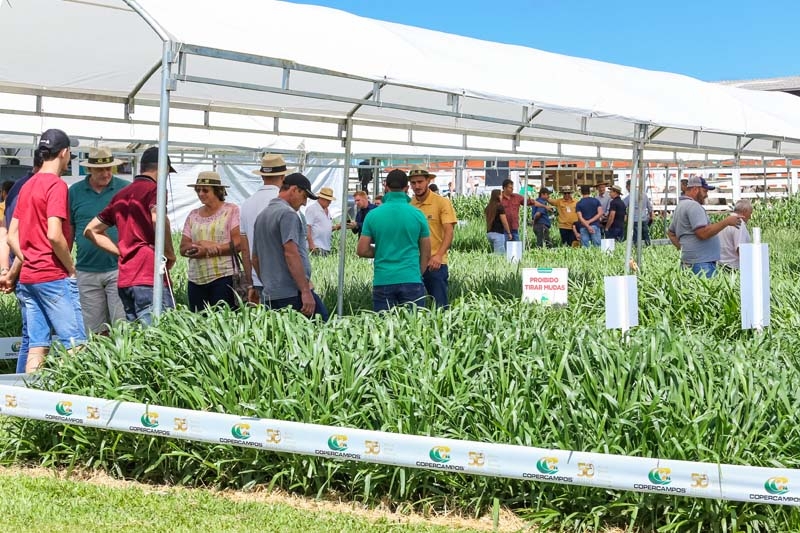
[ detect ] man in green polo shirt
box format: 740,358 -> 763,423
69,146 -> 129,334
357,169 -> 431,312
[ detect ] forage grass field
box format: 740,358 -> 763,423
2,196 -> 800,531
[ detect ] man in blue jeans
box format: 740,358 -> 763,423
667,176 -> 742,278
252,173 -> 329,320
85,146 -> 177,325
357,169 -> 431,312
409,165 -> 457,308
6,129 -> 86,372
576,185 -> 603,248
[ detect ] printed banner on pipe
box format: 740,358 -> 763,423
0,385 -> 797,506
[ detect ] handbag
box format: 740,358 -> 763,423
229,241 -> 249,301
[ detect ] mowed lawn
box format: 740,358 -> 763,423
0,467 -> 522,533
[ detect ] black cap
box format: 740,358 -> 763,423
140,146 -> 176,173
539,187 -> 552,195
386,169 -> 408,190
284,172 -> 318,200
38,129 -> 78,159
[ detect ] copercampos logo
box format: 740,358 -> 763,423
140,412 -> 159,428
231,423 -> 251,440
11,341 -> 21,352
536,457 -> 559,475
765,477 -> 789,495
55,401 -> 73,416
648,467 -> 671,485
328,434 -> 348,452
429,446 -> 451,463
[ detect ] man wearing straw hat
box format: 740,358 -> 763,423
240,154 -> 290,304
408,165 -> 457,308
70,146 -> 128,334
305,186 -> 340,257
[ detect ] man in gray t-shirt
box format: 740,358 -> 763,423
252,173 -> 328,320
667,176 -> 742,278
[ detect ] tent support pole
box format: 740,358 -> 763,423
152,40 -> 175,318
336,118 -> 354,317
661,165 -> 669,222
636,138 -> 647,270
521,159 -> 530,249
624,124 -> 645,275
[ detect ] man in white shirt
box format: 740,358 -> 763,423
719,199 -> 753,270
239,154 -> 290,303
305,187 -> 340,256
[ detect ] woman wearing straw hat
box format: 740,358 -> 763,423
179,171 -> 242,312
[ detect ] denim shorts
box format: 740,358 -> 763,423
20,278 -> 87,349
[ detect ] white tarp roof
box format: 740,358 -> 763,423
1,0 -> 800,158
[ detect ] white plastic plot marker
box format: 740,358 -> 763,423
604,275 -> 638,332
506,241 -> 523,263
740,227 -> 770,330
601,239 -> 615,253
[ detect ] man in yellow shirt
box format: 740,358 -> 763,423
409,166 -> 458,307
546,186 -> 579,247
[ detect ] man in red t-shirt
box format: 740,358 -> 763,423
6,129 -> 87,372
499,179 -> 550,241
84,146 -> 177,325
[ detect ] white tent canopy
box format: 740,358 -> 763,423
2,0 -> 800,159
3,0 -> 800,313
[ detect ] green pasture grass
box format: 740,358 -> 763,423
1,195 -> 800,532
0,469 -> 490,533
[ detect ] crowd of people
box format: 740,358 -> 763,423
0,132 -> 463,371
0,129 -> 757,371
481,175 -> 750,279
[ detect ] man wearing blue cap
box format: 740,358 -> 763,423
667,176 -> 742,278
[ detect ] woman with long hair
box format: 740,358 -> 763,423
485,189 -> 512,254
179,171 -> 242,311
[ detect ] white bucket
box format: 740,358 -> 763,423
506,241 -> 523,263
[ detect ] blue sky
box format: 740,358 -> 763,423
299,0 -> 797,82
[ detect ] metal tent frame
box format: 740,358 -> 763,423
3,0 -> 800,314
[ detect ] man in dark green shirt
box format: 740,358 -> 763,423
69,146 -> 129,334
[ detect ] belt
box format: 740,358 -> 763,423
681,261 -> 718,268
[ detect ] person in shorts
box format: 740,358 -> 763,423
6,129 -> 86,372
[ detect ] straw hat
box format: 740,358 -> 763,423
79,146 -> 123,168
609,185 -> 623,194
252,154 -> 291,176
187,171 -> 229,188
559,185 -> 573,194
317,187 -> 335,201
408,165 -> 436,179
